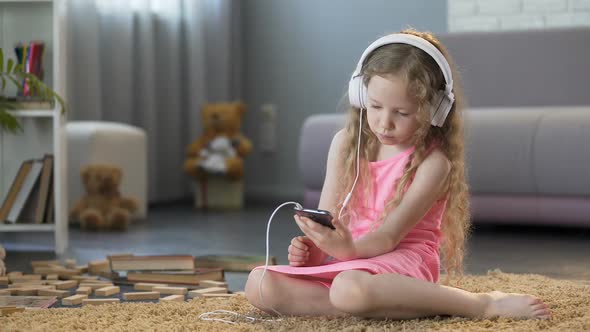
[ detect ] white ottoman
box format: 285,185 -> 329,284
66,121 -> 147,219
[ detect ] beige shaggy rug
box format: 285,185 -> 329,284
1,271 -> 589,332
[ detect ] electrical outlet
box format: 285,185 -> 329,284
259,104 -> 277,153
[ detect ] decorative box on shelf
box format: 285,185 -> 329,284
194,176 -> 243,210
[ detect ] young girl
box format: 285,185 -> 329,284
244,29 -> 550,320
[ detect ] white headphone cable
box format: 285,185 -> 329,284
339,107 -> 363,220
199,201 -> 302,324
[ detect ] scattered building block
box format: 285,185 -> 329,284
200,280 -> 228,288
82,298 -> 120,306
160,294 -> 185,302
9,274 -> 42,282
76,287 -> 93,295
202,293 -> 237,298
6,271 -> 23,277
62,294 -> 88,306
0,276 -> 8,285
123,291 -> 160,300
37,289 -> 70,298
88,260 -> 110,275
95,286 -> 120,296
79,282 -> 114,290
9,281 -> 50,288
134,283 -> 168,291
0,307 -> 25,316
68,275 -> 99,281
14,288 -> 39,296
65,259 -> 77,269
46,274 -> 59,280
75,265 -> 89,273
188,287 -> 228,298
30,260 -> 60,268
152,286 -> 187,295
33,267 -> 82,277
54,280 -> 78,290
0,289 -> 11,296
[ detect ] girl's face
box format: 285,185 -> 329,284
365,74 -> 420,147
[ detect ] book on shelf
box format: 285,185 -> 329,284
125,268 -> 224,285
16,154 -> 53,224
5,159 -> 44,224
195,254 -> 276,272
0,160 -> 33,222
108,255 -> 196,272
3,96 -> 54,110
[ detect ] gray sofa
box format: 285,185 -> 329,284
299,28 -> 590,227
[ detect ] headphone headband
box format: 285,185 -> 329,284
348,33 -> 455,127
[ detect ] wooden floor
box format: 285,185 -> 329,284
2,201 -> 590,291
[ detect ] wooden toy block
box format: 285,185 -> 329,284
152,286 -> 187,295
202,293 -> 237,298
95,286 -> 120,296
88,260 -> 110,275
82,298 -> 120,306
188,287 -> 228,298
9,274 -> 42,282
160,294 -> 185,302
134,283 -> 168,291
46,274 -> 59,280
9,281 -> 47,288
37,289 -> 70,298
62,294 -> 88,306
33,267 -> 82,277
65,259 -> 77,269
0,306 -> 25,316
0,289 -> 11,295
6,271 -> 23,277
75,265 -> 89,273
200,280 -> 228,288
0,276 -> 8,285
14,288 -> 39,296
79,282 -> 114,290
54,280 -> 78,290
30,260 -> 60,268
76,286 -> 92,295
123,291 -> 160,300
68,275 -> 99,281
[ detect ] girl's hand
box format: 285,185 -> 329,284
288,236 -> 326,267
294,215 -> 357,261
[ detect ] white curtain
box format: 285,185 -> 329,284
64,0 -> 242,202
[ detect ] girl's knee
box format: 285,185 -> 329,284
329,270 -> 372,314
245,269 -> 279,309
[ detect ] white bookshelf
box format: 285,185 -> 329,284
0,0 -> 68,254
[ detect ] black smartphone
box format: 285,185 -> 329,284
294,207 -> 335,230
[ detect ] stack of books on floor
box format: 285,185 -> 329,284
0,154 -> 54,224
107,254 -> 225,286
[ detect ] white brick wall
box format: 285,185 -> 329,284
449,0 -> 590,32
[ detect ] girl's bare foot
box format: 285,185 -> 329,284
482,291 -> 551,319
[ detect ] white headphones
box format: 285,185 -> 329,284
348,33 -> 455,127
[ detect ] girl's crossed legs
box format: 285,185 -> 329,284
245,269 -> 551,319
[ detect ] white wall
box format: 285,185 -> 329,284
449,0 -> 590,31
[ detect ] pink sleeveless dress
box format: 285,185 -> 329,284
256,146 -> 446,287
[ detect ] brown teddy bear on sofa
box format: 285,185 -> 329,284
183,102 -> 252,181
70,164 -> 139,231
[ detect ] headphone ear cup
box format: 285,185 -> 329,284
430,90 -> 453,127
348,75 -> 365,109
